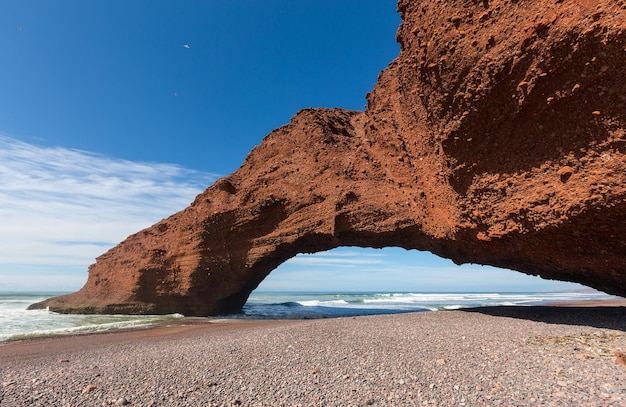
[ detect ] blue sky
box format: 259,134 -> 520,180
0,1 -> 588,293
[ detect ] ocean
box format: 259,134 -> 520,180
0,290 -> 617,342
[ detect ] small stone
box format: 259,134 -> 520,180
311,368 -> 321,375
436,359 -> 447,366
115,397 -> 130,406
82,384 -> 97,394
582,27 -> 595,37
534,21 -> 548,32
557,166 -> 574,176
571,83 -> 581,93
592,110 -> 601,115
558,166 -> 574,182
613,350 -> 626,367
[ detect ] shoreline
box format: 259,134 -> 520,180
2,297 -> 624,357
2,304 -> 624,406
2,296 -> 624,348
0,318 -> 299,364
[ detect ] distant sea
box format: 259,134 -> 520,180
0,290 -> 617,342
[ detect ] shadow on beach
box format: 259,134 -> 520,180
460,306 -> 626,332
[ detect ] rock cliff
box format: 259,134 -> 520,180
32,0 -> 626,315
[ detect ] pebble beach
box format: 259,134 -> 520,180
1,305 -> 625,406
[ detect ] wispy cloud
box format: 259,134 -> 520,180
287,251 -> 385,268
257,247 -> 586,293
0,134 -> 218,290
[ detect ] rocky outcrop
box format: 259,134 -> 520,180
32,0 -> 626,315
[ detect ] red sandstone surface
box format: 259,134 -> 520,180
32,0 -> 626,315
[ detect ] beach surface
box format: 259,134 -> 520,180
1,306 -> 625,406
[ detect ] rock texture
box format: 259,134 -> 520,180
32,0 -> 626,315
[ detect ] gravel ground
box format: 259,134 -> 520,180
1,307 -> 625,406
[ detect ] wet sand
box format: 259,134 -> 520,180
544,298 -> 626,307
0,319 -> 295,364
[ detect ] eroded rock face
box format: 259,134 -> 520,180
32,0 -> 626,315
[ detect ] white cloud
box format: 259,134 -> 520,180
0,134 -> 218,290
287,251 -> 385,268
257,247 -> 587,293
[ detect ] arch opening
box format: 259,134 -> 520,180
240,247 -> 613,319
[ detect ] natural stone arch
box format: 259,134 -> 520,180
32,0 -> 626,315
